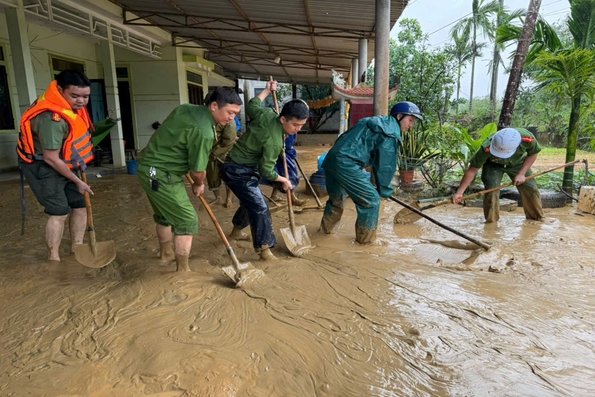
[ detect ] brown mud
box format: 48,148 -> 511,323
1,147 -> 594,396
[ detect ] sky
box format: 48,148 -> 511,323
389,0 -> 571,100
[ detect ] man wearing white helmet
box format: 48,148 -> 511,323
452,127 -> 544,223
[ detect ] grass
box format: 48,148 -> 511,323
535,147 -> 595,167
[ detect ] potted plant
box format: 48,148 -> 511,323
397,126 -> 439,184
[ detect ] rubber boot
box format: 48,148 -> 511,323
229,226 -> 251,241
159,240 -> 175,263
175,254 -> 191,272
483,191 -> 500,223
355,225 -> 377,244
259,245 -> 277,261
270,188 -> 284,202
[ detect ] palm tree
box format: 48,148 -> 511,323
451,0 -> 501,113
448,29 -> 478,104
488,3 -> 525,119
497,0 -> 595,193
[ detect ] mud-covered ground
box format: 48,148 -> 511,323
1,147 -> 594,396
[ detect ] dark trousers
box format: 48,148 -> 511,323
220,162 -> 276,250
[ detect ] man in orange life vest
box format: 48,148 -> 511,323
17,70 -> 95,261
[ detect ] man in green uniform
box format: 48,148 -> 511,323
452,127 -> 544,223
320,101 -> 422,244
220,80 -> 309,261
138,87 -> 242,271
206,121 -> 237,207
18,70 -> 94,261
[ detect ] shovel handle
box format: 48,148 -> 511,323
185,174 -> 241,269
79,170 -> 97,254
295,158 -> 323,208
390,196 -> 491,251
271,80 -> 298,234
270,76 -> 279,114
424,159 -> 585,210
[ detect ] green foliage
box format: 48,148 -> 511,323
398,125 -> 440,170
369,18 -> 458,124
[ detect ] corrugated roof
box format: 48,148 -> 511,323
110,0 -> 408,84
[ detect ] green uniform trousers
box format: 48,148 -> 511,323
137,164 -> 198,235
481,162 -> 544,223
206,156 -> 223,191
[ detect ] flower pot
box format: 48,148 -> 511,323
399,169 -> 414,184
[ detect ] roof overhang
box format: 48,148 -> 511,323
109,0 -> 408,85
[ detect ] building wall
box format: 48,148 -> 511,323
113,45 -> 186,150
0,12 -> 102,171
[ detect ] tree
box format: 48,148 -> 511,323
488,4 -> 525,119
498,0 -> 542,129
447,29 -> 478,104
451,0 -> 501,113
382,19 -> 457,124
498,0 -> 595,193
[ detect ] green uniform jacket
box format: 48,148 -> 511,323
211,122 -> 237,161
324,116 -> 400,198
228,97 -> 284,181
138,104 -> 216,176
469,128 -> 541,169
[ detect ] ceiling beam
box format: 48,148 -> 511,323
123,9 -> 373,39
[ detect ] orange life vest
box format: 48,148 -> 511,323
17,80 -> 94,170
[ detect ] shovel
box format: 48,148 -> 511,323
293,158 -> 325,213
73,170 -> 116,268
394,159 -> 584,224
270,79 -> 312,257
389,196 -> 491,250
185,174 -> 260,285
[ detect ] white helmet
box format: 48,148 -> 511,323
490,128 -> 521,159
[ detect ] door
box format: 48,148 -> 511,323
117,80 -> 135,150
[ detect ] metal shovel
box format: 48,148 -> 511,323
73,170 -> 116,268
394,159 -> 584,224
270,80 -> 312,257
279,149 -> 313,257
185,174 -> 261,286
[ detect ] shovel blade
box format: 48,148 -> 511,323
221,262 -> 264,287
393,201 -> 423,224
73,240 -> 116,268
293,205 -> 324,213
280,225 -> 312,257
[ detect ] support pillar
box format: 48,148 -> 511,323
351,58 -> 359,87
358,39 -> 367,84
5,2 -> 37,117
100,30 -> 125,168
373,0 -> 390,116
338,99 -> 346,134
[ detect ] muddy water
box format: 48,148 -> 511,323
1,148 -> 594,396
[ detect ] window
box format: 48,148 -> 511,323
50,55 -> 85,79
187,70 -> 204,105
116,67 -> 129,79
0,46 -> 15,130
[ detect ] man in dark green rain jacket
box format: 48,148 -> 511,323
320,101 -> 422,244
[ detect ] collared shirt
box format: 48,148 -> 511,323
228,97 -> 284,181
30,111 -> 69,155
469,128 -> 541,169
139,104 -> 215,175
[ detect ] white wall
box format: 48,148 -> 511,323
114,45 -> 186,150
0,11 -> 102,171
